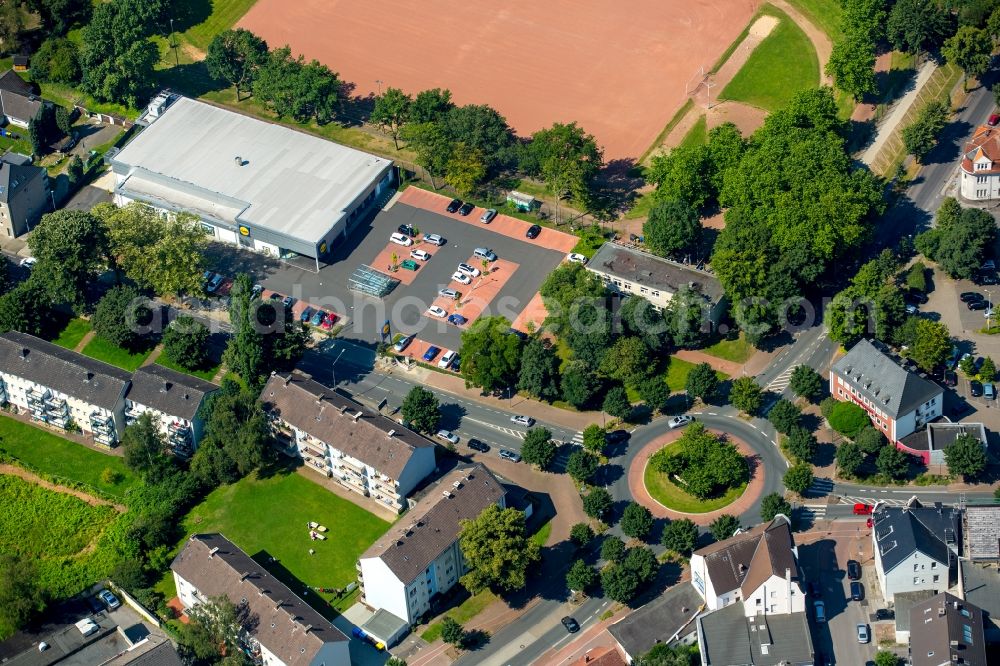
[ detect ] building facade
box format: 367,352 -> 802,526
897,422 -> 988,467
358,465 -> 506,626
872,500 -> 961,603
260,372 -> 436,512
959,125 -> 1000,201
830,339 -> 943,444
125,364 -> 217,458
111,95 -> 394,270
171,534 -> 350,666
0,331 -> 130,446
0,152 -> 51,238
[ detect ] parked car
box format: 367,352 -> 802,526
525,224 -> 542,239
971,380 -> 984,397
423,346 -> 441,362
411,249 -> 431,261
969,299 -> 988,311
310,310 -> 326,326
981,272 -> 999,285
436,429 -> 459,445
905,304 -> 918,315
389,232 -> 413,246
394,333 -> 415,352
510,415 -> 535,427
397,224 -> 415,237
320,313 -> 337,330
458,202 -> 475,216
561,616 -> 580,633
856,623 -> 869,644
943,370 -> 957,387
480,208 -> 497,223
905,291 -> 928,305
423,233 -> 445,246
566,253 -> 588,264
851,581 -> 864,601
874,608 -> 895,621
300,306 -> 314,323
446,198 -> 463,213
960,291 -> 983,303
474,247 -> 497,262
456,262 -> 481,277
607,430 -> 630,444
251,284 -> 264,298
985,382 -> 996,400
467,438 -> 490,452
451,271 -> 472,285
19,256 -> 37,268
282,296 -> 295,309
808,581 -> 821,599
438,288 -> 461,300
498,448 -> 521,462
668,415 -> 693,429
75,618 -> 99,637
990,113 -> 1000,127
427,305 -> 448,318
847,560 -> 861,581
984,259 -> 997,270
447,313 -> 468,326
439,350 -> 457,369
98,589 -> 121,610
813,600 -> 826,623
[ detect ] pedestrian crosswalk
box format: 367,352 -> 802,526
841,495 -> 908,507
766,365 -> 796,393
569,431 -> 584,447
798,504 -> 828,520
808,478 -> 835,495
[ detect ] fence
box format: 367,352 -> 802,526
73,105 -> 134,129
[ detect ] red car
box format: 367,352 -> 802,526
989,113 -> 1000,127
320,313 -> 338,330
853,503 -> 873,515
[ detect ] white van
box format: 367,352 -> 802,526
75,618 -> 99,637
474,247 -> 497,262
389,232 -> 413,247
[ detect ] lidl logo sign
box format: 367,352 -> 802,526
239,225 -> 250,237
319,241 -> 328,254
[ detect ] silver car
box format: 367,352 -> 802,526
423,233 -> 445,246
436,430 -> 459,445
498,448 -> 521,462
480,209 -> 497,223
856,623 -> 869,643
668,415 -> 693,429
438,288 -> 461,300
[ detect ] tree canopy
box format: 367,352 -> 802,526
643,198 -> 702,259
400,387 -> 441,436
92,285 -> 152,352
205,29 -> 269,100
521,427 -> 556,470
649,423 -> 748,499
79,0 -> 160,106
943,433 -> 987,478
459,505 -> 540,594
28,209 -> 110,311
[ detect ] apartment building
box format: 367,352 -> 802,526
260,372 -> 436,512
0,151 -> 51,238
830,339 -> 943,444
909,592 -> 987,666
171,533 -> 350,666
358,465 -> 506,626
124,364 -> 217,458
0,331 -> 130,446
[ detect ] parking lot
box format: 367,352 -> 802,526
207,193 -> 570,355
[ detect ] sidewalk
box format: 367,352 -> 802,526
861,60 -> 937,166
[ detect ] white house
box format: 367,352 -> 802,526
830,339 -> 943,445
0,331 -> 130,446
690,515 -> 804,616
171,534 -> 350,666
260,372 -> 436,513
358,465 -> 506,626
872,499 -> 961,603
0,71 -> 42,129
124,364 -> 217,458
959,124 -> 1000,201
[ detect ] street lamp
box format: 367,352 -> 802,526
169,18 -> 179,66
331,348 -> 345,387
375,79 -> 384,96
988,290 -> 994,331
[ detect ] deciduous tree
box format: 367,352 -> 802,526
768,399 -> 801,435
517,338 -> 561,402
92,285 -> 152,351
205,29 -> 269,100
661,518 -> 698,555
570,522 -> 594,547
409,88 -> 453,123
789,365 -> 824,401
855,425 -> 886,455
730,376 -> 763,415
638,377 -> 672,413
521,427 -> 556,470
79,0 -> 159,107
445,142 -> 486,196
583,487 -> 613,519
910,319 -> 951,372
162,315 -> 210,370
902,100 -> 950,163
567,450 -> 599,484
561,361 -> 602,409
223,275 -> 265,386
460,316 -> 523,393
526,121 -> 603,216
621,502 -> 654,540
876,445 -> 910,479
709,514 -> 740,541
582,424 -> 607,454
599,336 -> 650,384
602,385 -> 633,420
786,426 -> 818,463
685,362 -> 718,403
121,412 -> 168,476
31,37 -> 81,84
440,617 -> 465,647
28,209 -> 110,310
566,559 -> 597,592
836,441 -> 865,477
458,505 -> 540,593
644,198 -> 702,259
601,535 -> 626,562
943,26 -> 992,89
760,492 -> 792,522
370,87 -> 412,149
0,555 -> 46,635
400,386 -> 441,436
943,433 -> 987,478
783,463 -> 814,494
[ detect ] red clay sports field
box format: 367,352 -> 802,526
238,0 -> 755,160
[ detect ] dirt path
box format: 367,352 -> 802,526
0,464 -> 126,512
768,0 -> 833,85
74,329 -> 96,353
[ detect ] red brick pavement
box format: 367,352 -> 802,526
627,430 -> 766,525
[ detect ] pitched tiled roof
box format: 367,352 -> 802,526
170,534 -> 347,666
608,583 -> 702,657
0,70 -> 33,96
0,89 -> 42,123
698,604 -> 814,666
568,647 -> 627,666
831,339 -> 942,420
873,500 -> 960,574
260,372 -> 433,480
693,516 -> 799,597
361,464 -> 506,584
961,125 -> 1000,175
0,331 -> 131,409
127,364 -> 217,420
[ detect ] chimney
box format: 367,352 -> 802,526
240,571 -> 251,581
161,380 -> 171,393
85,371 -> 94,382
20,347 -> 28,360
208,546 -> 219,558
234,156 -> 242,166
352,411 -> 362,422
302,624 -> 312,634
284,374 -> 291,386
340,405 -> 350,414
274,599 -> 283,610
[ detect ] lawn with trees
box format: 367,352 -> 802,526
645,424 -> 748,512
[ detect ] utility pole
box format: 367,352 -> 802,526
375,79 -> 383,96
170,19 -> 179,66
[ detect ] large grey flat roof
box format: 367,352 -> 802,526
112,97 -> 391,244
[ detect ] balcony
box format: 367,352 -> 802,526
26,387 -> 49,404
168,421 -> 191,441
125,406 -> 144,424
370,478 -> 400,498
93,430 -> 116,446
45,397 -> 68,417
339,473 -> 369,495
339,456 -> 366,473
373,492 -> 402,509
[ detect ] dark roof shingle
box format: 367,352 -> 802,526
693,517 -> 799,596
0,89 -> 42,123
127,364 -> 216,420
873,501 -> 960,574
832,339 -> 942,420
170,534 -> 347,666
0,331 -> 131,409
0,152 -> 46,204
0,70 -> 33,96
909,592 -> 987,666
607,584 -> 702,657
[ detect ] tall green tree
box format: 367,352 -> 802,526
835,442 -> 863,476
442,104 -> 515,172
638,377 -> 672,413
205,28 -> 270,101
601,535 -> 626,562
602,385 -> 633,420
27,0 -> 93,35
685,362 -> 718,402
599,336 -> 650,384
566,559 -> 597,592
887,0 -> 953,54
444,142 -> 486,196
560,361 -> 602,409
601,563 -> 640,603
768,399 -> 802,435
370,87 -> 412,149
31,37 -> 82,84
826,34 -> 878,100
223,275 -> 265,387
709,514 -> 741,541
944,25 -> 992,89
621,502 -> 654,540
177,596 -> 248,664
0,555 -> 46,635
855,425 -> 886,454
27,209 -> 109,310
526,122 -> 604,217
730,376 -> 763,415
582,424 -> 607,454
760,492 -> 792,522
647,145 -> 713,209
0,281 -> 52,337
521,427 -> 556,470
253,47 -> 340,124
786,426 -> 818,463
876,445 -> 910,479
517,338 -> 560,401
943,433 -> 987,478
400,386 -> 441,435
644,199 -> 702,259
783,463 -> 814,494
583,487 -> 613,519
566,449 -> 599,483
661,518 -> 699,555
162,316 -> 210,370
121,412 -> 168,476
909,319 -> 951,372
458,505 -> 540,593
399,121 -> 453,187
190,379 -> 268,486
460,316 -> 523,392
409,88 -> 453,123
440,617 -> 465,647
902,100 -> 950,163
79,0 -> 159,106
92,285 -> 151,351
789,365 -> 824,401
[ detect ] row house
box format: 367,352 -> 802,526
357,464 -> 506,626
830,339 -> 943,444
125,364 -> 217,458
171,533 -> 350,666
260,372 -> 436,512
0,331 -> 130,446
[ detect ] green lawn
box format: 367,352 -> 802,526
0,475 -> 122,638
173,470 -> 391,611
50,318 -> 92,351
82,336 -> 153,372
0,132 -> 32,157
720,7 -> 819,112
643,449 -> 747,513
664,357 -> 728,392
678,115 -> 708,149
530,519 -> 553,547
177,0 -> 262,50
0,415 -> 137,497
420,589 -> 498,643
154,352 -> 221,382
701,334 -> 754,364
783,0 -> 843,42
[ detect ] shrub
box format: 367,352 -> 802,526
621,502 -> 654,540
827,401 -> 869,437
570,522 -> 594,548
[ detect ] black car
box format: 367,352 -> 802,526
607,429 -> 630,444
851,581 -> 864,601
467,438 -> 490,453
971,380 -> 984,397
446,198 -> 463,213
905,291 -> 928,304
526,224 -> 542,239
874,608 -> 895,621
982,272 -> 999,285
561,616 -> 580,633
943,370 -> 957,387
397,223 -> 416,237
969,299 -> 988,311
458,202 -> 475,216
961,291 -> 983,303
847,559 -> 861,581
